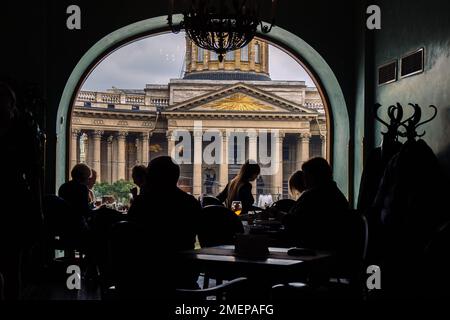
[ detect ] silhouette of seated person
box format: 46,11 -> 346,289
58,164 -> 92,220
126,156 -> 201,293
198,205 -> 244,248
130,165 -> 147,202
283,157 -> 350,253
289,170 -> 306,201
263,171 -> 306,222
217,161 -> 261,214
87,169 -> 97,209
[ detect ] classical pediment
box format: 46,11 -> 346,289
193,93 -> 287,112
164,83 -> 317,114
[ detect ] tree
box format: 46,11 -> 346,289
93,180 -> 135,205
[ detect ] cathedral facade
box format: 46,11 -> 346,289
70,38 -> 327,199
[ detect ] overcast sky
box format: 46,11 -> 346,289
82,32 -> 315,91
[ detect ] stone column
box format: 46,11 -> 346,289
107,136 -> 113,183
300,133 -> 311,166
70,129 -> 80,170
92,130 -> 103,182
248,131 -> 258,198
219,131 -> 230,191
248,131 -> 258,163
135,136 -> 142,165
296,133 -> 311,169
86,132 -> 93,168
193,130 -> 203,197
117,131 -> 128,180
112,136 -> 118,182
142,132 -> 150,165
321,134 -> 327,159
250,42 -> 255,69
272,132 -> 285,198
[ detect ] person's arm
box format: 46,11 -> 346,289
216,183 -> 229,203
126,195 -> 144,221
81,186 -> 92,217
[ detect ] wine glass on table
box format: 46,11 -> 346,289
231,201 -> 242,216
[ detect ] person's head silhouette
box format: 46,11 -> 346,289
301,157 -> 332,189
146,156 -> 180,189
71,163 -> 92,186
289,170 -> 306,198
132,165 -> 147,188
237,160 -> 261,183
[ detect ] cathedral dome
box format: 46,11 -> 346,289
183,37 -> 271,81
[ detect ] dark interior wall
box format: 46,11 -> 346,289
373,0 -> 450,178
353,0 -> 376,207
3,1 -> 47,88
1,0 -> 361,194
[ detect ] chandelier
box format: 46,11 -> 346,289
168,0 -> 277,62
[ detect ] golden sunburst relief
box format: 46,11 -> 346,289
205,93 -> 275,111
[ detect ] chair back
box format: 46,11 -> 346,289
271,199 -> 296,213
109,220 -> 169,298
335,210 -> 369,281
198,205 -> 244,247
200,196 -> 223,207
175,277 -> 248,301
109,221 -> 145,277
42,194 -> 85,247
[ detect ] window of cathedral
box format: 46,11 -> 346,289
210,51 -> 218,61
241,45 -> 249,62
197,47 -> 204,62
225,51 -> 235,61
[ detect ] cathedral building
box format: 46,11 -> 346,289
71,38 -> 327,199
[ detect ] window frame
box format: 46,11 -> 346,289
241,45 -> 249,62
197,47 -> 204,63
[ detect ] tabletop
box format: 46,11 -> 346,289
179,245 -> 333,283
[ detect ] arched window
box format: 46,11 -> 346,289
62,29 -> 342,203
255,43 -> 261,64
225,50 -> 235,61
197,47 -> 204,62
240,45 -> 249,62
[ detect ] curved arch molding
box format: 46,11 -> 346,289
56,15 -> 350,196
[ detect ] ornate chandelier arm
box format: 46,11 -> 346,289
168,0 -> 277,59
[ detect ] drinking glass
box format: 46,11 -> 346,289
231,201 -> 242,215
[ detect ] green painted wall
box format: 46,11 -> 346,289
373,0 -> 450,179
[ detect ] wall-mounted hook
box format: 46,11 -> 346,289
375,103 -> 390,135
414,105 -> 438,138
398,103 -> 437,140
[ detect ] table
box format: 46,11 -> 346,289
180,245 -> 333,285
